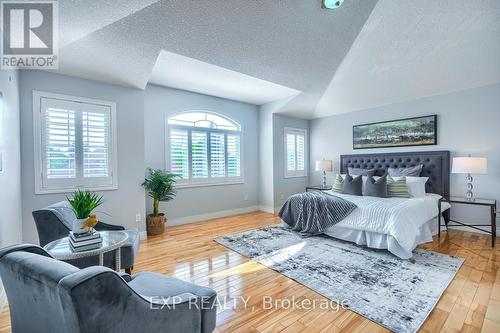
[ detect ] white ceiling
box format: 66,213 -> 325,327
315,0 -> 500,117
149,51 -> 300,105
52,0 -> 500,119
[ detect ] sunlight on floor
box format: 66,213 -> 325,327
210,261 -> 265,277
211,241 -> 307,277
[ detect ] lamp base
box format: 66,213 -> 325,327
322,171 -> 327,188
464,174 -> 474,201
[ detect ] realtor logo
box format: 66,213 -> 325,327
1,0 -> 58,69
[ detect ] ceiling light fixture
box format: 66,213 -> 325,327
322,0 -> 344,9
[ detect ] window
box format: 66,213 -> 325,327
284,127 -> 307,178
167,111 -> 242,186
33,91 -> 117,194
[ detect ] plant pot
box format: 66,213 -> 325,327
146,213 -> 166,236
72,218 -> 90,234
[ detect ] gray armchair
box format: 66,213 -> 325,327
32,201 -> 140,274
0,244 -> 217,333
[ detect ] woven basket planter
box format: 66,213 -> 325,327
146,213 -> 166,236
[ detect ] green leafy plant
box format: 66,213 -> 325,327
67,190 -> 104,219
142,168 -> 178,216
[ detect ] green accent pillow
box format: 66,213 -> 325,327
387,176 -> 411,198
332,174 -> 344,193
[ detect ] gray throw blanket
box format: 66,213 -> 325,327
278,191 -> 357,234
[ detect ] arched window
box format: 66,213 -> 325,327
167,111 -> 242,186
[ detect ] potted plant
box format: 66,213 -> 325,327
142,168 -> 178,235
67,190 -> 104,234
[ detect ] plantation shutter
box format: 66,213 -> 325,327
37,94 -> 117,193
286,133 -> 296,171
285,128 -> 307,177
296,133 -> 305,171
82,104 -> 111,179
210,132 -> 225,177
169,128 -> 189,178
167,112 -> 243,186
43,101 -> 77,180
191,131 -> 208,178
227,134 -> 240,177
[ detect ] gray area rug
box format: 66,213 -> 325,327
216,225 -> 463,333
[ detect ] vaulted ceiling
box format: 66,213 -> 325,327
54,0 -> 500,119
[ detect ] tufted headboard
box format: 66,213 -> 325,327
340,150 -> 450,197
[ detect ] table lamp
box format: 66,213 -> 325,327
451,155 -> 487,200
315,159 -> 332,188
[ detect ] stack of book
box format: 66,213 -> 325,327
69,231 -> 102,252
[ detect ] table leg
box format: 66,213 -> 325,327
115,248 -> 121,272
492,205 -> 496,248
438,199 -> 441,238
99,253 -> 104,266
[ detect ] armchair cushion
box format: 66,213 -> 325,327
129,272 -> 216,300
129,272 -> 217,333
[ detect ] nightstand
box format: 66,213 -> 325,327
438,196 -> 497,247
306,185 -> 332,192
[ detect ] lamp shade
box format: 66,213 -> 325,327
451,157 -> 487,174
315,160 -> 332,172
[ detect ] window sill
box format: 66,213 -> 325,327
35,185 -> 118,195
284,174 -> 308,179
176,181 -> 245,189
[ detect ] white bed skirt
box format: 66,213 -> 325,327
322,217 -> 439,259
281,217 -> 441,259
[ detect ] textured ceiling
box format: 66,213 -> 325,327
315,0 -> 500,117
53,0 -> 500,119
149,51 -> 300,105
59,0 -> 159,47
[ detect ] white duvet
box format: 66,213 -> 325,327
322,192 -> 450,257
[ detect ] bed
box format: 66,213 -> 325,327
300,151 -> 450,259
323,151 -> 451,259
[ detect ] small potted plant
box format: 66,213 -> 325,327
142,168 -> 178,235
67,190 -> 104,234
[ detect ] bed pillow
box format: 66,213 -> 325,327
333,174 -> 380,195
332,174 -> 344,193
342,175 -> 363,195
387,176 -> 411,198
364,175 -> 388,198
348,167 -> 375,177
388,164 -> 423,177
393,176 -> 428,198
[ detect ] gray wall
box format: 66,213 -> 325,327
310,83 -> 500,231
20,71 -> 146,243
144,84 -> 259,223
0,70 -> 22,310
0,70 -> 22,246
258,106 -> 274,211
273,114 -> 310,210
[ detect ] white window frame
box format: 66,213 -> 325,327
284,127 -> 307,178
33,91 -> 118,194
0,92 -> 3,173
166,111 -> 244,188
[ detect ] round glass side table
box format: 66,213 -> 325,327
44,231 -> 128,271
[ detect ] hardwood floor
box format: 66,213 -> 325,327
1,211 -> 499,332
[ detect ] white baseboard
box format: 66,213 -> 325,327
139,231 -> 147,240
0,280 -> 6,314
258,205 -> 275,214
167,206 -> 260,227
447,225 -> 500,236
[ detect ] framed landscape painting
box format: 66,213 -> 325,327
353,115 -> 437,149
